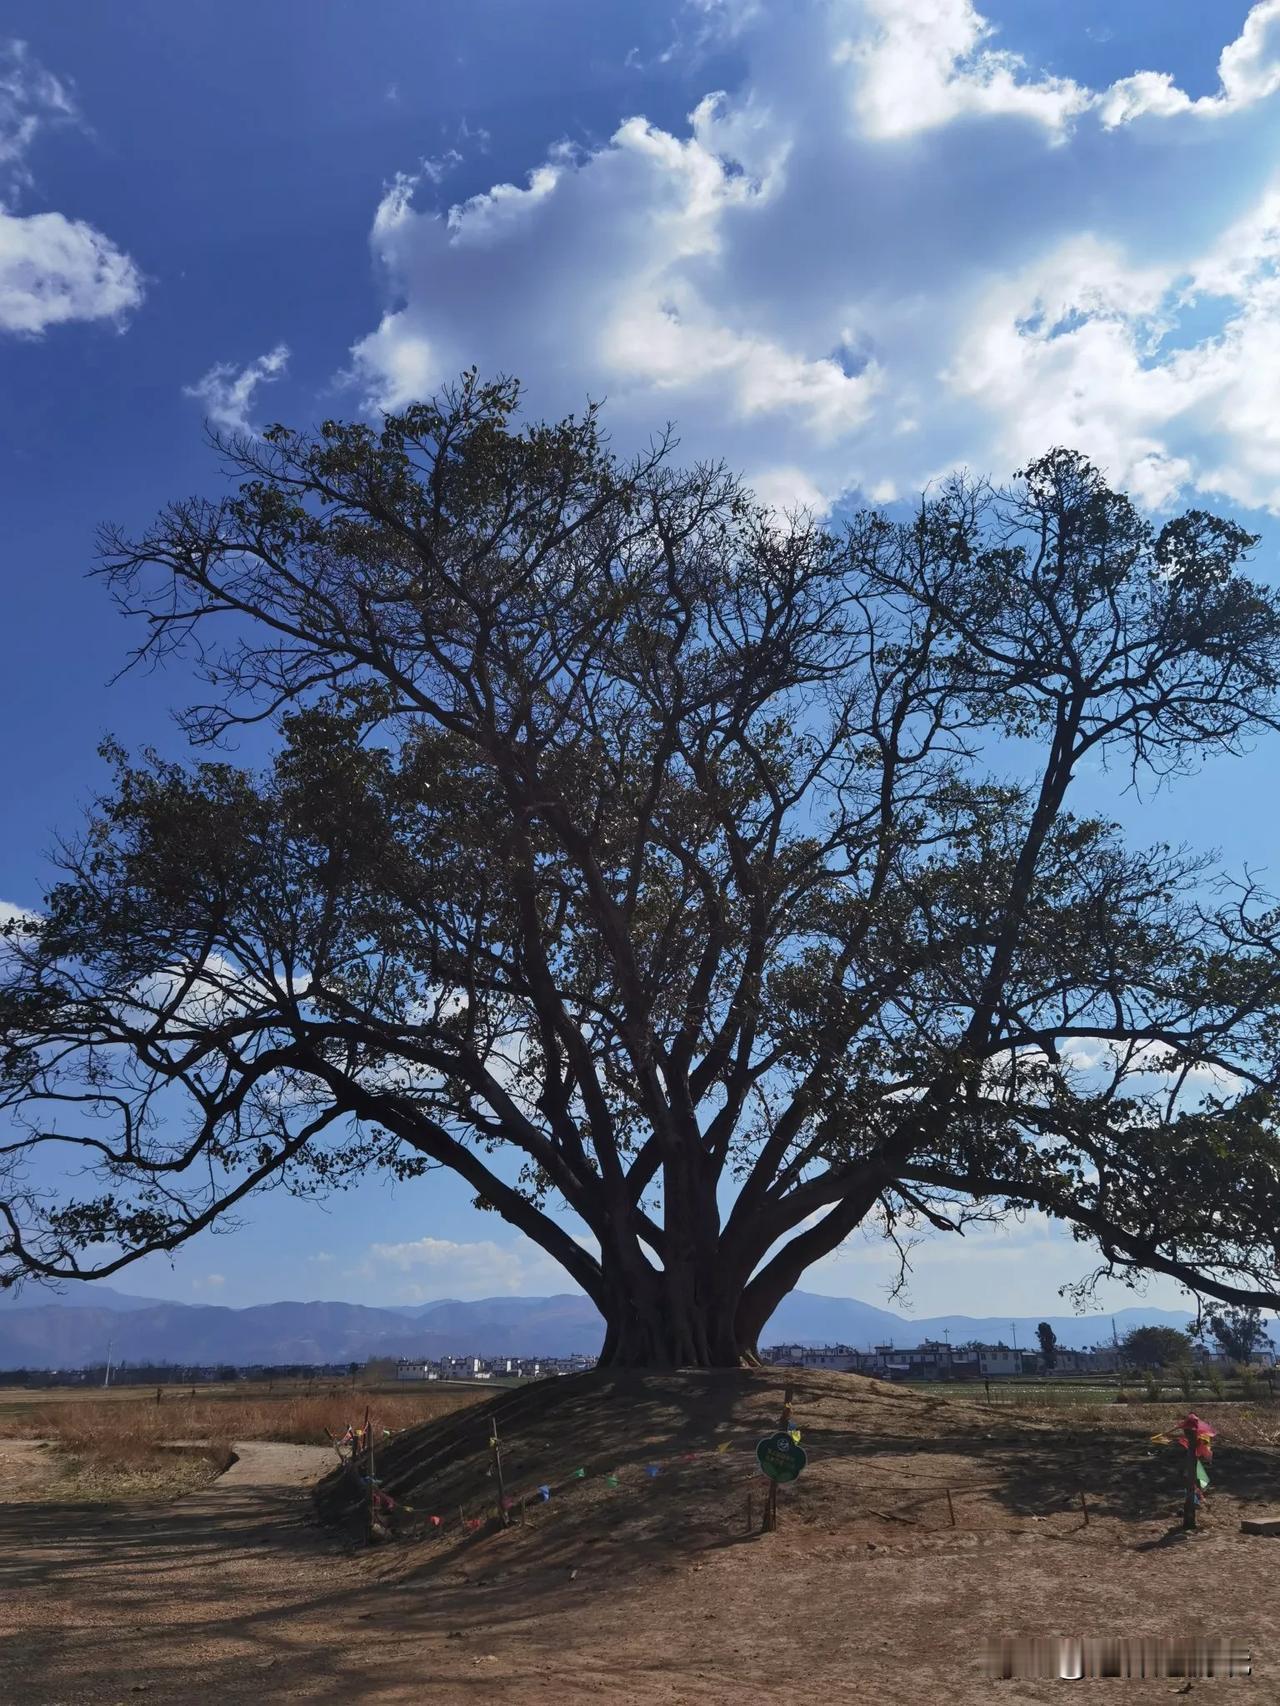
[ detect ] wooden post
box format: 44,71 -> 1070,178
1182,1416 -> 1198,1531
945,1488 -> 956,1527
763,1479 -> 778,1532
368,1424 -> 377,1538
490,1418 -> 510,1527
762,1383 -> 794,1534
1079,1490 -> 1089,1526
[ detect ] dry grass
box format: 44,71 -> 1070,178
53,1441 -> 237,1502
1010,1396 -> 1280,1447
0,1381 -> 485,1449
0,1379 -> 484,1503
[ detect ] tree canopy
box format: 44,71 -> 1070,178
6,373 -> 1280,1366
1120,1325 -> 1195,1370
1200,1306 -> 1272,1364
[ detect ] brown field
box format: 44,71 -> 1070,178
5,1369 -> 1280,1703
0,1379 -> 485,1509
0,1378 -> 485,1448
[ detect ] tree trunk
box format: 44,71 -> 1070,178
595,1271 -> 755,1368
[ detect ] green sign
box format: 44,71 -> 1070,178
755,1431 -> 807,1483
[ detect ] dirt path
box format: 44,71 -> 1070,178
5,1392 -> 1280,1704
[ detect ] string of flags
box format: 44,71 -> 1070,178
429,1429 -> 801,1528
328,1414 -> 804,1534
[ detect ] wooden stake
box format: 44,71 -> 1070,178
761,1383 -> 794,1534
490,1418 -> 510,1528
1079,1490 -> 1089,1527
368,1425 -> 377,1539
945,1487 -> 956,1527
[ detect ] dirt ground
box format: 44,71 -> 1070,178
4,1371 -> 1280,1704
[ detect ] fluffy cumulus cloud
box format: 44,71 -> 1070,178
1100,0 -> 1280,127
348,0 -> 1280,517
0,207 -> 144,336
839,0 -> 1094,142
0,39 -> 143,337
365,1235 -> 585,1300
183,343 -> 291,435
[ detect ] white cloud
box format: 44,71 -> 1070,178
367,1234 -> 583,1299
344,1 -> 1280,523
808,1209 -> 1192,1317
838,0 -> 1094,142
0,40 -> 144,338
183,343 -> 290,436
0,206 -> 143,336
1100,1 -> 1280,127
192,1272 -> 226,1292
942,236 -> 1199,510
0,39 -> 75,187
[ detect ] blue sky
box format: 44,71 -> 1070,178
4,0 -> 1280,1319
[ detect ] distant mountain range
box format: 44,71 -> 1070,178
0,1280 -> 1203,1372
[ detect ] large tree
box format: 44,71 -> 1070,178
1120,1325 -> 1195,1370
1036,1323 -> 1058,1371
1200,1306 -> 1272,1364
6,375 -> 1280,1367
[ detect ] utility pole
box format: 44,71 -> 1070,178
103,1336 -> 113,1389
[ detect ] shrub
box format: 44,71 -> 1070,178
1142,1371 -> 1161,1403
1206,1366 -> 1226,1400
1176,1363 -> 1194,1400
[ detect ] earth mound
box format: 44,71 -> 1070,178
312,1366 -> 1120,1568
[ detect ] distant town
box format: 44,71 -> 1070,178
4,1333 -> 1275,1389
766,1338 -> 1278,1378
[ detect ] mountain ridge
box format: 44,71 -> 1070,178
0,1283 -> 1208,1371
